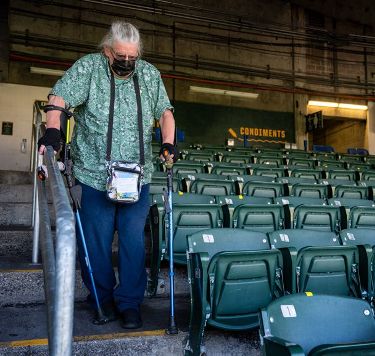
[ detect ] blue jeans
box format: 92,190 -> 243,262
76,181 -> 150,312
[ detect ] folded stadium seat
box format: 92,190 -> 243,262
276,177 -> 317,191
325,169 -> 359,181
185,151 -> 215,163
340,153 -> 366,163
149,171 -> 182,195
268,229 -> 360,295
318,160 -> 345,170
334,184 -> 373,200
347,162 -> 373,172
290,183 -> 332,199
170,160 -> 206,175
147,192 -> 217,296
242,181 -> 288,198
274,196 -> 327,232
260,294 -> 375,356
252,155 -> 285,166
285,150 -> 311,159
364,155 -> 375,165
232,204 -> 290,232
234,174 -> 275,195
360,170 -> 375,183
251,167 -> 288,179
339,228 -> 375,300
179,172 -> 230,192
185,228 -> 284,356
189,178 -> 236,196
286,157 -> 316,168
290,168 -> 323,180
349,206 -> 375,229
328,198 -> 375,229
208,162 -> 247,176
216,194 -> 273,227
220,152 -> 252,164
293,205 -> 344,232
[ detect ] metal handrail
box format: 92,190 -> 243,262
38,146 -> 76,355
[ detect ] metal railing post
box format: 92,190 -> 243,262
36,146 -> 76,355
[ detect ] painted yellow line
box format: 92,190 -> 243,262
0,329 -> 167,348
0,269 -> 41,273
0,338 -> 48,348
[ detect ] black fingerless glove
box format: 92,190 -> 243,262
37,128 -> 61,152
159,143 -> 179,163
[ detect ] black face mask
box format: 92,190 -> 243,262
110,58 -> 136,77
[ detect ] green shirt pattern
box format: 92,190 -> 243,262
50,53 -> 172,190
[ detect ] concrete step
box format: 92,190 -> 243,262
0,184 -> 34,203
0,297 -> 261,355
0,203 -> 35,227
0,264 -> 189,306
0,228 -> 33,258
0,171 -> 33,185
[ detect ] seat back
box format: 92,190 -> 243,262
293,205 -> 343,232
349,206 -> 375,229
290,168 -> 322,179
232,204 -> 288,232
334,185 -> 371,199
291,183 -> 331,199
268,229 -> 339,251
187,229 -> 283,330
172,160 -> 206,175
252,168 -> 287,178
170,204 -> 223,263
326,169 -> 359,181
210,163 -> 247,176
189,178 -> 235,196
297,245 -> 359,295
260,294 -> 375,355
242,181 -> 288,198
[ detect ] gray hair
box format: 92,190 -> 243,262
99,21 -> 143,56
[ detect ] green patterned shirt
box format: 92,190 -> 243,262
51,53 -> 172,190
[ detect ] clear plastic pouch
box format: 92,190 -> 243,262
106,161 -> 143,203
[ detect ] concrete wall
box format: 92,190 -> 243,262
1,0 -> 374,160
0,83 -> 49,171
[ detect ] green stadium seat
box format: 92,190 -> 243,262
208,162 -> 247,176
189,178 -> 236,195
253,156 -> 284,166
148,193 -> 216,296
234,174 -> 274,195
268,229 -> 359,295
149,172 -> 181,194
349,206 -> 375,229
221,153 -> 252,164
252,167 -> 288,178
232,204 -> 289,232
260,294 -> 375,356
293,205 -> 343,232
185,228 -> 284,355
171,160 -> 206,175
339,228 -> 375,300
276,176 -> 317,187
334,184 -> 372,199
242,181 -> 288,198
185,151 -> 215,162
216,195 -> 273,227
180,173 -> 229,192
361,170 -> 375,182
290,168 -> 323,180
286,157 -> 316,168
291,183 -> 331,199
318,159 -> 346,169
325,169 -> 359,181
286,151 -> 311,159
